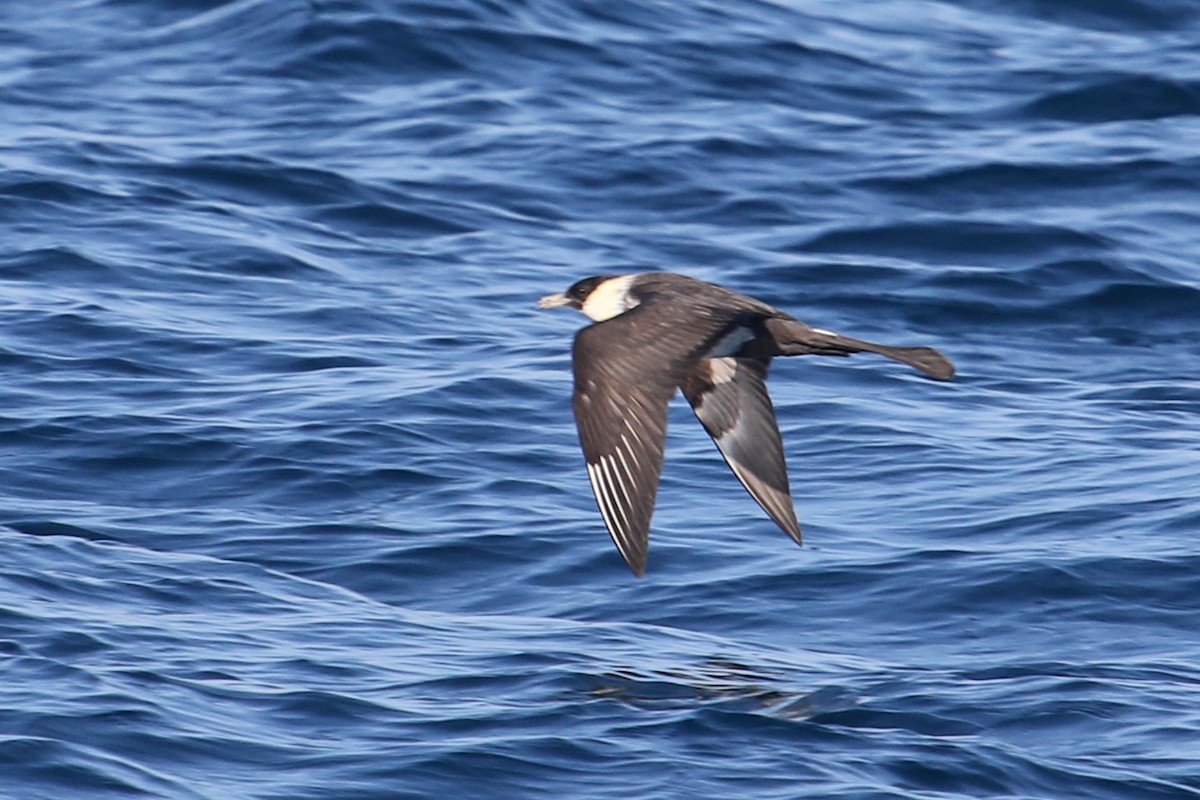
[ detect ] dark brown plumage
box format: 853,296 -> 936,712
539,272 -> 954,575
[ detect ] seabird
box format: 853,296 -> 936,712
538,272 -> 954,576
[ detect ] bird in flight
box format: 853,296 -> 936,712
538,272 -> 954,576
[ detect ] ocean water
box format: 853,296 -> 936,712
3,0 -> 1200,797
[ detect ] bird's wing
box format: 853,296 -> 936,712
571,309 -> 705,576
680,357 -> 803,545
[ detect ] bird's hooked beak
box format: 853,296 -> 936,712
537,291 -> 573,310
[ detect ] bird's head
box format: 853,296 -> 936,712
537,275 -> 638,321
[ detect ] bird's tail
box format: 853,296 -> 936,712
765,318 -> 955,381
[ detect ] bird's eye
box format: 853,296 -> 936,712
569,277 -> 599,300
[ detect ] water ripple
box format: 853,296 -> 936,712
2,0 -> 1200,797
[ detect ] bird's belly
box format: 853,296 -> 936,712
704,325 -> 755,358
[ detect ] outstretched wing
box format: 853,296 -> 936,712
571,305 -> 721,576
681,356 -> 803,545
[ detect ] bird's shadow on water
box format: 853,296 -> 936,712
567,655 -> 864,720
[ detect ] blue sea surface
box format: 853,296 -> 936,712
3,0 -> 1200,797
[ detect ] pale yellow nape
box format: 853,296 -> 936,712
580,275 -> 639,321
